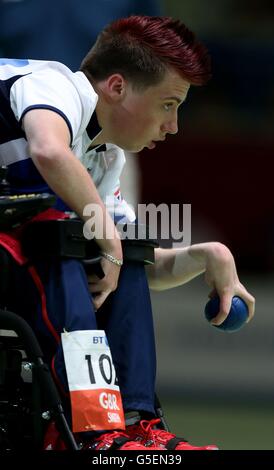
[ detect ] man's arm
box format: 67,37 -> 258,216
146,242 -> 255,325
23,108 -> 122,309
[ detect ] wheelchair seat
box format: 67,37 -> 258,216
0,190 -> 79,450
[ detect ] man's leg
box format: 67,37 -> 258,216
97,261 -> 157,416
7,258 -> 97,392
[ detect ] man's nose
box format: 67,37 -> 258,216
161,116 -> 178,135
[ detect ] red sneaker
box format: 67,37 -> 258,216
127,418 -> 219,450
83,430 -> 163,451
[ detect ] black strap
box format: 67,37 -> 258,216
111,436 -> 131,449
165,436 -> 188,450
21,219 -> 158,265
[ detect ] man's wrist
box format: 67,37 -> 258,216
101,251 -> 123,267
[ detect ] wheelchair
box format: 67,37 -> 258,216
0,185 -> 79,450
0,169 -> 168,451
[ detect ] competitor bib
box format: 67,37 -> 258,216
61,330 -> 125,433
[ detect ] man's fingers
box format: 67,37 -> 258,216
92,291 -> 110,310
88,284 -> 102,294
88,278 -> 108,292
210,290 -> 255,326
210,293 -> 232,326
208,288 -> 217,299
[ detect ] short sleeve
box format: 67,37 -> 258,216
10,69 -> 83,145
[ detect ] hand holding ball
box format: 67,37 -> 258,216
204,296 -> 248,332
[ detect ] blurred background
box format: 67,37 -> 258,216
141,0 -> 274,450
1,0 -> 273,450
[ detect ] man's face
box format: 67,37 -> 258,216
106,68 -> 190,152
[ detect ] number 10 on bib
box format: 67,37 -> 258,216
61,330 -> 125,433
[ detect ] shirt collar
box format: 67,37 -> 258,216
86,109 -> 102,141
87,143 -> 107,153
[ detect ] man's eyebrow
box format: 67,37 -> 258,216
163,96 -> 185,105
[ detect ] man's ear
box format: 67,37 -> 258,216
103,74 -> 127,102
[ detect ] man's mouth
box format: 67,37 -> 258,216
147,141 -> 156,149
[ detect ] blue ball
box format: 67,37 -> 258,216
204,296 -> 248,332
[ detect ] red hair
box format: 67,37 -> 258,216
81,15 -> 211,87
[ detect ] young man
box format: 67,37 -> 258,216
0,16 -> 255,450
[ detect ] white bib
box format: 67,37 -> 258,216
61,330 -> 125,433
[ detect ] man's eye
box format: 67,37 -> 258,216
164,103 -> 173,111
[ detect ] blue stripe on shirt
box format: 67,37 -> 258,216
20,105 -> 73,145
0,58 -> 29,67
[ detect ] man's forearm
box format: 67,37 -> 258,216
146,245 -> 207,290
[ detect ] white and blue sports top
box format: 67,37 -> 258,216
0,58 -> 135,221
